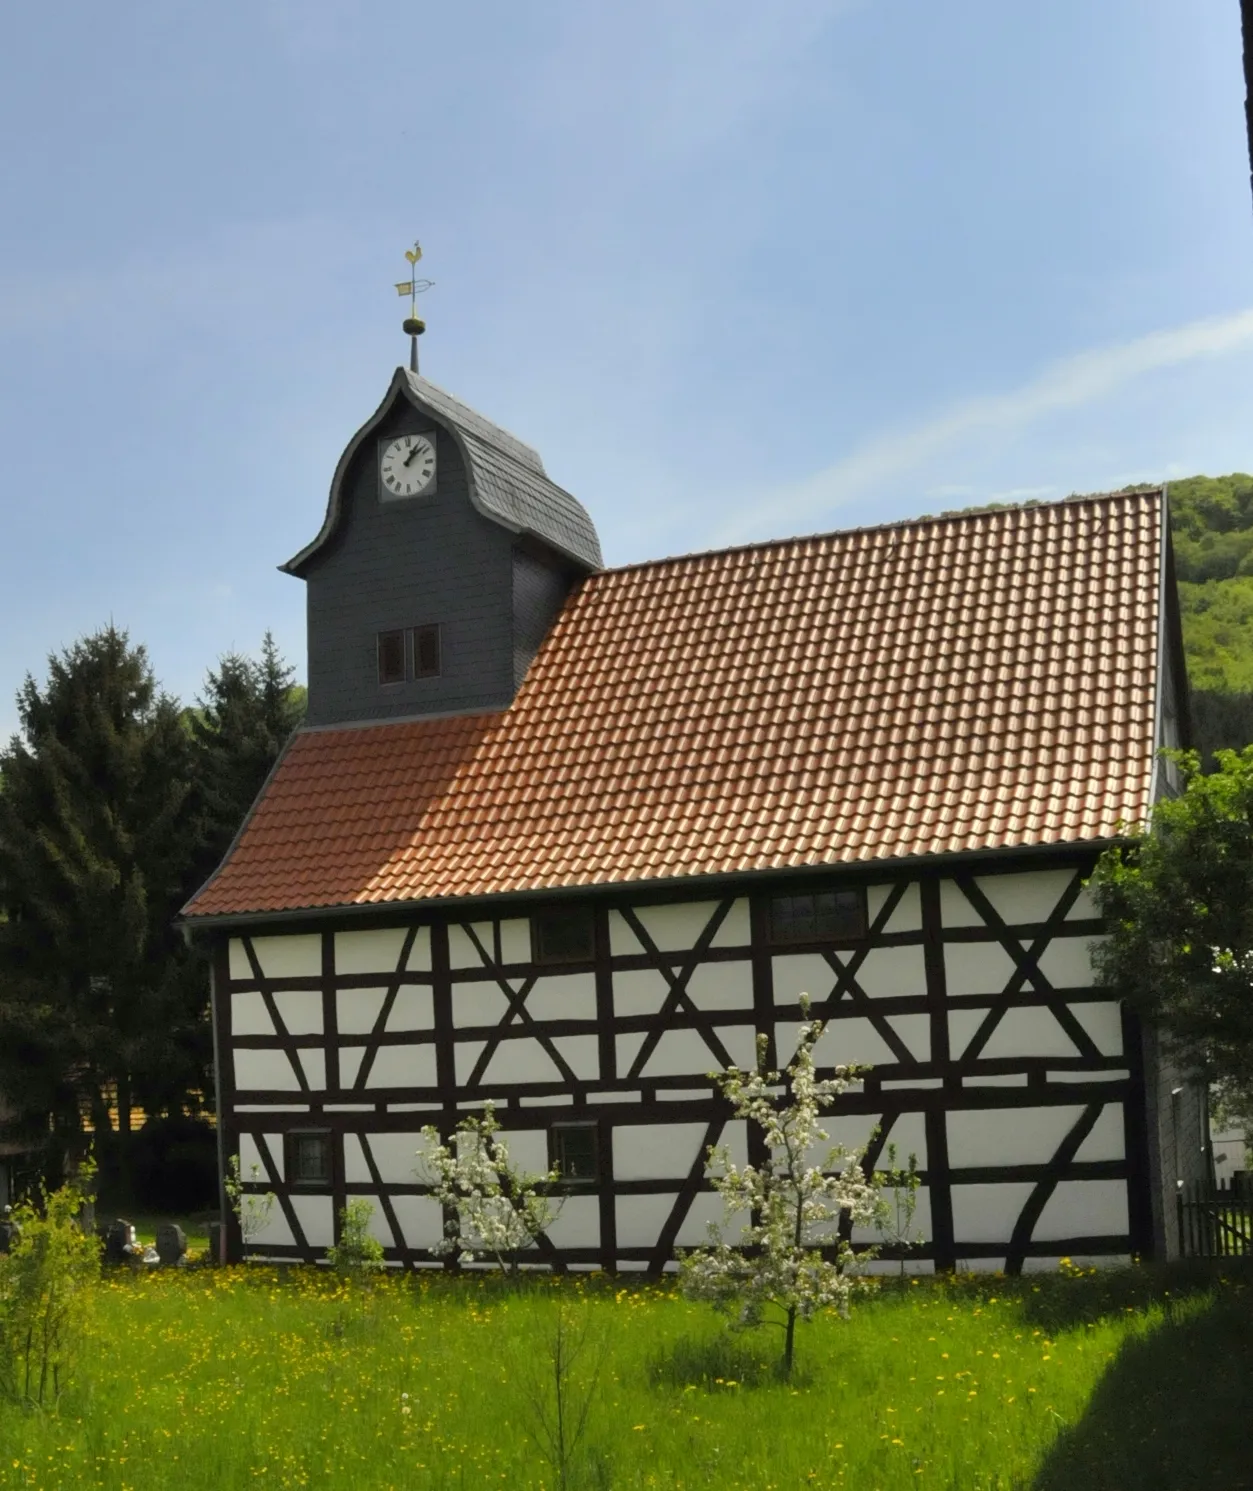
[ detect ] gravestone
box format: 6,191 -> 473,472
104,1219 -> 134,1266
206,1220 -> 224,1265
155,1223 -> 187,1267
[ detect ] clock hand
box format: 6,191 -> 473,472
403,443 -> 424,467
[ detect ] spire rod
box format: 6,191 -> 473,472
395,240 -> 434,374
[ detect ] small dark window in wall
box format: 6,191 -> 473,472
533,907 -> 595,964
551,1123 -> 598,1183
377,630 -> 406,686
769,888 -> 867,944
414,624 -> 441,678
287,1131 -> 333,1188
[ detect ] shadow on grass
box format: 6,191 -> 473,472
647,1330 -> 813,1390
1030,1286 -> 1253,1491
1014,1258 -> 1252,1336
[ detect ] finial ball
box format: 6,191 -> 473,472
403,317 -> 426,336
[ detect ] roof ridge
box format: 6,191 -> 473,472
597,486 -> 1165,580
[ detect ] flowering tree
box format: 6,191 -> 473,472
418,1102 -> 564,1274
679,998 -> 881,1377
224,1153 -> 275,1250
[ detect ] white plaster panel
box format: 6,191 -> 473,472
803,1014 -> 929,1070
1033,1180 -> 1128,1241
772,953 -> 835,1006
640,1028 -> 727,1080
951,1183 -> 1035,1243
874,1110 -> 928,1167
236,1104 -> 310,1113
944,942 -> 1018,997
343,1134 -> 369,1184
234,1049 -> 301,1092
939,880 -> 983,928
551,1035 -> 601,1080
494,1129 -> 547,1174
386,989 -> 434,1032
686,962 -> 754,1010
452,983 -> 513,1028
228,939 -> 253,982
252,935 -> 322,981
365,1132 -> 429,1184
710,899 -> 752,948
527,973 -> 597,1022
273,990 -> 323,1036
949,1006 -> 1081,1062
238,1131 -> 283,1182
965,1073 -> 1028,1087
614,1122 -> 709,1181
852,1185 -> 933,1248
816,1111 -> 896,1161
480,1037 -> 563,1085
231,991 -> 274,1037
367,1043 -> 437,1089
297,1048 -> 326,1089
546,1195 -> 601,1249
948,1105 -> 1085,1169
616,1032 -> 646,1073
1071,1001 -> 1124,1057
1073,1105 -> 1126,1163
674,1192 -> 751,1247
497,919 -> 531,964
870,882 -> 922,934
339,1046 -> 364,1089
613,969 -> 670,1017
247,1210 -> 295,1250
855,946 -> 926,1000
628,901 -> 729,953
336,987 -> 388,1035
715,1025 -> 758,1070
335,928 -> 409,976
615,1192 -> 676,1247
1065,881 -> 1100,921
405,927 -> 433,973
1049,1069 -> 1130,1084
974,869 -> 1077,928
393,1195 -> 445,1250
290,1193 -> 335,1248
449,923 -> 494,969
1037,936 -> 1104,991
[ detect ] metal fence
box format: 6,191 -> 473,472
1177,1177 -> 1253,1258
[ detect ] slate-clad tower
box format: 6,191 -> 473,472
283,370 -> 601,727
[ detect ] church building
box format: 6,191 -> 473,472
182,358 -> 1206,1273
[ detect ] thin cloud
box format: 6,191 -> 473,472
719,306 -> 1253,541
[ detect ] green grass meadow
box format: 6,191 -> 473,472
0,1262 -> 1248,1491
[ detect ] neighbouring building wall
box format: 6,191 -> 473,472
216,857 -> 1149,1272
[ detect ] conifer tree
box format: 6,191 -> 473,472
188,632 -> 304,885
0,627 -> 204,1184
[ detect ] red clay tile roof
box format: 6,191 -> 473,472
184,490 -> 1167,919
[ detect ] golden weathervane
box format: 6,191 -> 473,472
395,241 -> 434,373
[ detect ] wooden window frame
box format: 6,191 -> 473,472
768,887 -> 868,945
531,906 -> 596,966
377,629 -> 407,687
285,1130 -> 334,1190
413,623 -> 441,679
549,1122 -> 599,1186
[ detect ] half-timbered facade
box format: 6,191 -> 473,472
184,367 -> 1204,1272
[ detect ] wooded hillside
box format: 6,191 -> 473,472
1170,474 -> 1253,761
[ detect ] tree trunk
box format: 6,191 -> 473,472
783,1305 -> 797,1378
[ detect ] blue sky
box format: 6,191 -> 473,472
1,0 -> 1251,735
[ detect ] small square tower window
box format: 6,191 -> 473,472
286,1130 -> 333,1188
550,1123 -> 598,1184
377,630 -> 406,686
769,888 -> 867,945
532,906 -> 595,965
414,624 -> 441,678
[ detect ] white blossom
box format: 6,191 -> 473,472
679,998 -> 882,1371
417,1102 -> 564,1274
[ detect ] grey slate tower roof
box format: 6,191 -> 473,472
281,369 -> 602,576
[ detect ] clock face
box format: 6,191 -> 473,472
380,434 -> 437,500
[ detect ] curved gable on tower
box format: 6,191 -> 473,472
281,369 -> 602,577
